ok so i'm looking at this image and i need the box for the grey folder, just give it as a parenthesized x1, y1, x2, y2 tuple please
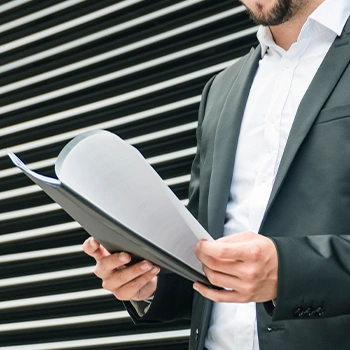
(8, 130, 212, 286)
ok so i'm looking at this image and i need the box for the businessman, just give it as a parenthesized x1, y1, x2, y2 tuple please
(84, 0, 350, 349)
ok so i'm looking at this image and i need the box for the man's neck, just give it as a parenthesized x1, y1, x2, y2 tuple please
(269, 0, 324, 51)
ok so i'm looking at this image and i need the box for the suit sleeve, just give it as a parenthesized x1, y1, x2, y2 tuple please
(125, 76, 217, 324)
(266, 234, 350, 321)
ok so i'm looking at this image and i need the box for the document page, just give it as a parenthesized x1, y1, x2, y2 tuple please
(30, 130, 213, 274)
(7, 150, 60, 186)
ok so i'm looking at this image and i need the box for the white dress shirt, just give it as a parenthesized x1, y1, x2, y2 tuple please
(205, 0, 350, 349)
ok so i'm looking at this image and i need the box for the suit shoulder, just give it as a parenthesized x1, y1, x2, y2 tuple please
(213, 49, 257, 89)
(201, 48, 258, 107)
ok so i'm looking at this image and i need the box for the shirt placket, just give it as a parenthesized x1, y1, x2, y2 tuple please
(248, 52, 297, 232)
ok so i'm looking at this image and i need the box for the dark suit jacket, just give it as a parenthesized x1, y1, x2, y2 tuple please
(126, 18, 350, 350)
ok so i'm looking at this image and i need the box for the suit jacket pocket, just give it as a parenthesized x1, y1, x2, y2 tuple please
(315, 104, 350, 124)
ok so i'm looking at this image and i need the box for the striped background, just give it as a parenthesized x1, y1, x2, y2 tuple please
(0, 1, 257, 349)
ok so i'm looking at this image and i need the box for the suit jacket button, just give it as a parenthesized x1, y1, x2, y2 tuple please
(315, 307, 325, 316)
(305, 307, 313, 316)
(195, 328, 199, 342)
(294, 307, 304, 317)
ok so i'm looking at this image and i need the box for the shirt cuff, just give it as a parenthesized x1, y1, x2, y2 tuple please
(129, 296, 154, 317)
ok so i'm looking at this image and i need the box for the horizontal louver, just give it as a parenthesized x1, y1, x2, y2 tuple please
(0, 0, 258, 348)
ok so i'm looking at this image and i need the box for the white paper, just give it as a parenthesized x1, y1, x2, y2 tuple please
(8, 130, 213, 275)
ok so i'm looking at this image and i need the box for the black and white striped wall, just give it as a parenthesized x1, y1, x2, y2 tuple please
(0, 1, 258, 349)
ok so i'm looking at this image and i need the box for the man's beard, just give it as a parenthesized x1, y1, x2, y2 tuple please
(244, 0, 302, 26)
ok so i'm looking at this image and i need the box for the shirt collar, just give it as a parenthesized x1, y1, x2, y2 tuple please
(309, 0, 350, 36)
(257, 26, 275, 57)
(257, 0, 350, 57)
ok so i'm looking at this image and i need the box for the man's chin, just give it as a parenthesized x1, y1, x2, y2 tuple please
(242, 0, 300, 26)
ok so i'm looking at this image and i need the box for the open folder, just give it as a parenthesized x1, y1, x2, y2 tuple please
(7, 130, 213, 286)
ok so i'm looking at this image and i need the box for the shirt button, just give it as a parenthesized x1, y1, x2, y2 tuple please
(284, 60, 293, 68)
(260, 174, 268, 182)
(269, 114, 279, 123)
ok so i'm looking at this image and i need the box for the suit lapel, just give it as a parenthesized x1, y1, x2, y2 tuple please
(207, 47, 261, 239)
(261, 19, 350, 226)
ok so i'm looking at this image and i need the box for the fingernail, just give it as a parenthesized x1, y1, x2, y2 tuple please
(140, 261, 151, 271)
(90, 238, 96, 247)
(193, 284, 199, 292)
(151, 267, 160, 275)
(119, 252, 128, 262)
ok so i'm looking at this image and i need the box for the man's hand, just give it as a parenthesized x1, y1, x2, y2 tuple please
(83, 237, 159, 301)
(193, 232, 278, 303)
